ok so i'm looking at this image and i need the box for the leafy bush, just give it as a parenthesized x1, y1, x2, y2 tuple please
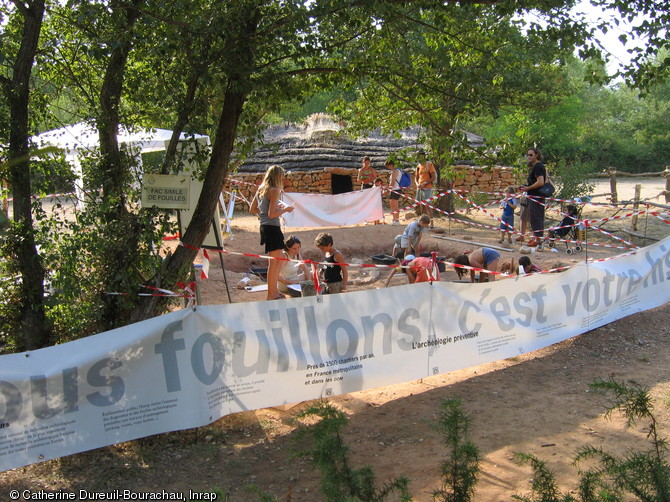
(513, 378, 670, 502)
(548, 159, 596, 202)
(0, 231, 22, 354)
(294, 401, 411, 502)
(433, 399, 480, 502)
(574, 379, 670, 501)
(0, 187, 180, 346)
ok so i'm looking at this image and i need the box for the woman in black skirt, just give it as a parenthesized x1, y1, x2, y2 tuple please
(250, 165, 294, 300)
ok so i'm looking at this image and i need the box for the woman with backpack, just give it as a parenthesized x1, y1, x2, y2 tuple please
(386, 158, 402, 225)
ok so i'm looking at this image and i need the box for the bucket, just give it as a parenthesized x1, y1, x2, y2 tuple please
(371, 254, 397, 266)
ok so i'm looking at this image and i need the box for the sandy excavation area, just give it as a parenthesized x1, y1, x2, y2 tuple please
(1, 177, 669, 501)
(185, 177, 670, 500)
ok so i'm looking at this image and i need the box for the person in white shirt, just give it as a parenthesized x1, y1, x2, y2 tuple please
(277, 235, 310, 298)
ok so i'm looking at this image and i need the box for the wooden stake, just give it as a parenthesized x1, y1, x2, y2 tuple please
(608, 167, 618, 203)
(631, 184, 641, 232)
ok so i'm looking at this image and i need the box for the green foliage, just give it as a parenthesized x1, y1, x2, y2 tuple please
(573, 379, 670, 501)
(295, 401, 411, 502)
(29, 155, 77, 196)
(0, 228, 22, 354)
(433, 399, 480, 502)
(600, 4, 670, 88)
(275, 88, 354, 124)
(575, 76, 670, 172)
(547, 159, 596, 202)
(23, 186, 180, 342)
(512, 452, 579, 502)
(470, 56, 670, 174)
(514, 378, 670, 502)
(328, 2, 578, 169)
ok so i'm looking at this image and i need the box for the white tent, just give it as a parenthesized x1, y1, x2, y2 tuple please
(35, 121, 208, 155)
(34, 122, 209, 205)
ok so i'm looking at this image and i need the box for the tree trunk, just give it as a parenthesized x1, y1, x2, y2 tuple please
(161, 70, 203, 174)
(5, 0, 52, 351)
(432, 134, 456, 216)
(98, 0, 144, 208)
(96, 0, 147, 331)
(128, 83, 247, 323)
(128, 5, 259, 324)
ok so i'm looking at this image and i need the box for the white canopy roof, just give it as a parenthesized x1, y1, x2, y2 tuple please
(35, 121, 209, 156)
(33, 122, 209, 208)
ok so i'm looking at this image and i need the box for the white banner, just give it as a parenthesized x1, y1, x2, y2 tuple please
(282, 188, 384, 227)
(1, 237, 669, 472)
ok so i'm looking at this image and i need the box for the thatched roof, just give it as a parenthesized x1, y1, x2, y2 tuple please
(235, 115, 485, 173)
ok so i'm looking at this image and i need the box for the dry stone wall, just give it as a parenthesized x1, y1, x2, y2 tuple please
(452, 165, 517, 193)
(225, 114, 515, 209)
(225, 165, 517, 210)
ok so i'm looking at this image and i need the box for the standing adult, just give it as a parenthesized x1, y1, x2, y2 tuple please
(386, 157, 402, 225)
(515, 194, 530, 243)
(357, 156, 377, 189)
(249, 165, 294, 300)
(519, 147, 547, 248)
(414, 150, 437, 223)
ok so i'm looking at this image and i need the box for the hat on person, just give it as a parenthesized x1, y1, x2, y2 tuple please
(397, 255, 416, 272)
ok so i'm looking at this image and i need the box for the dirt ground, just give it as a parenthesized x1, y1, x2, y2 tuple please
(1, 178, 669, 501)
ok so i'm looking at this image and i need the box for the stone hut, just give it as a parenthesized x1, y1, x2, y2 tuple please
(224, 114, 515, 207)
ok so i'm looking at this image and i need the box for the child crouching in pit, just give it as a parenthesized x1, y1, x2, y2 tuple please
(315, 232, 348, 294)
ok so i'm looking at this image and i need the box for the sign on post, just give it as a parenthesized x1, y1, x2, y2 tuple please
(141, 174, 190, 209)
(173, 137, 224, 249)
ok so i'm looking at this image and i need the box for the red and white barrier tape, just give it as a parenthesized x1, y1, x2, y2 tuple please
(587, 223, 637, 249)
(2, 190, 78, 203)
(103, 286, 195, 299)
(652, 211, 670, 225)
(92, 183, 670, 296)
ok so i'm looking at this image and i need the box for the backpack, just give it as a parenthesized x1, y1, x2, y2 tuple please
(397, 169, 411, 188)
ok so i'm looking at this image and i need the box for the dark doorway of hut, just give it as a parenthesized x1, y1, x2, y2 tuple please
(331, 174, 353, 194)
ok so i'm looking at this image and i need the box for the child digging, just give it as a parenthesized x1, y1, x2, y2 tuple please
(392, 214, 431, 259)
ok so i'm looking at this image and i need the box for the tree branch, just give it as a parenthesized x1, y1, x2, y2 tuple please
(10, 0, 29, 17)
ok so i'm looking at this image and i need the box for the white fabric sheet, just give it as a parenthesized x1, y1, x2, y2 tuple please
(282, 188, 384, 227)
